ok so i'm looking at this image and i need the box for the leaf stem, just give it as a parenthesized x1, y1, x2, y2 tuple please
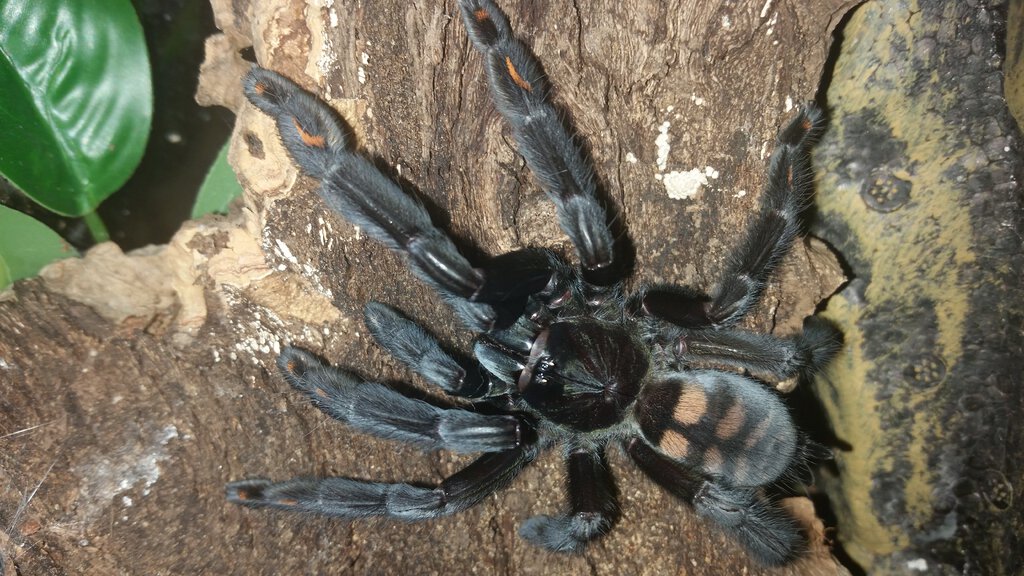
(82, 211, 110, 244)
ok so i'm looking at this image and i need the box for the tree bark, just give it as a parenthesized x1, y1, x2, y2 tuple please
(2, 0, 870, 574)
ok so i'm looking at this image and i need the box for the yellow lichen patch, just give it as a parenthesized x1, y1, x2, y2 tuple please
(1007, 0, 1024, 124)
(818, 297, 905, 562)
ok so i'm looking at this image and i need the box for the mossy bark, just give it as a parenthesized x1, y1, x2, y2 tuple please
(813, 0, 1024, 573)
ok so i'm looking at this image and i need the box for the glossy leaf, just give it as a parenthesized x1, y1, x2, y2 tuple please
(0, 205, 77, 289)
(191, 140, 243, 218)
(0, 0, 152, 216)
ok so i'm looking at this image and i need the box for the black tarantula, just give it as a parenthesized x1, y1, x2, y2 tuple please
(227, 0, 841, 566)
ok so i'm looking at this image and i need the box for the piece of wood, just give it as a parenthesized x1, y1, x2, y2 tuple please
(812, 0, 1024, 573)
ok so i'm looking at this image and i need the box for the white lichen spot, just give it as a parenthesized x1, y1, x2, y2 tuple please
(721, 15, 731, 28)
(906, 559, 929, 572)
(361, 51, 370, 65)
(766, 11, 779, 35)
(76, 425, 180, 522)
(785, 96, 794, 112)
(690, 93, 705, 106)
(663, 169, 708, 200)
(704, 166, 720, 179)
(655, 121, 672, 171)
(324, 0, 338, 27)
(358, 67, 366, 85)
(122, 496, 133, 507)
(274, 239, 298, 265)
(625, 152, 637, 164)
(760, 0, 773, 18)
(666, 105, 675, 112)
(0, 358, 8, 369)
(212, 349, 221, 363)
(734, 189, 748, 198)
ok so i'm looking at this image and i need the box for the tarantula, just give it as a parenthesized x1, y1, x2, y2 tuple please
(227, 0, 841, 566)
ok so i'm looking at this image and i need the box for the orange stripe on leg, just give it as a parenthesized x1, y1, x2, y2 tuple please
(505, 56, 532, 91)
(292, 118, 327, 148)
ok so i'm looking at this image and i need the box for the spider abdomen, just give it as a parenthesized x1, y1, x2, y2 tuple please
(636, 371, 797, 486)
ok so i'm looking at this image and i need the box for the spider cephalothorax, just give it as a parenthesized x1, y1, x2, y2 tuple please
(227, 0, 841, 566)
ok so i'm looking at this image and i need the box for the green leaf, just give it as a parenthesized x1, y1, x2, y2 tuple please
(0, 0, 152, 216)
(191, 140, 243, 219)
(0, 205, 77, 289)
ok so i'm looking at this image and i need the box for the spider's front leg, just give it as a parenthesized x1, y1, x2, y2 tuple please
(457, 0, 618, 283)
(227, 444, 536, 521)
(226, 347, 539, 520)
(243, 68, 494, 329)
(641, 104, 827, 328)
(274, 347, 534, 453)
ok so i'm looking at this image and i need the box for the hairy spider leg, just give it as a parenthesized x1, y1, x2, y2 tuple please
(226, 444, 536, 521)
(660, 315, 844, 384)
(457, 0, 616, 280)
(243, 68, 494, 328)
(640, 104, 827, 328)
(626, 439, 801, 567)
(519, 447, 619, 552)
(276, 347, 532, 453)
(362, 301, 498, 397)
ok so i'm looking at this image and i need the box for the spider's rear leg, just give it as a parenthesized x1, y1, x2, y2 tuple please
(519, 447, 619, 552)
(244, 67, 493, 328)
(277, 347, 534, 453)
(227, 443, 536, 520)
(457, 0, 617, 283)
(640, 104, 827, 328)
(626, 439, 801, 567)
